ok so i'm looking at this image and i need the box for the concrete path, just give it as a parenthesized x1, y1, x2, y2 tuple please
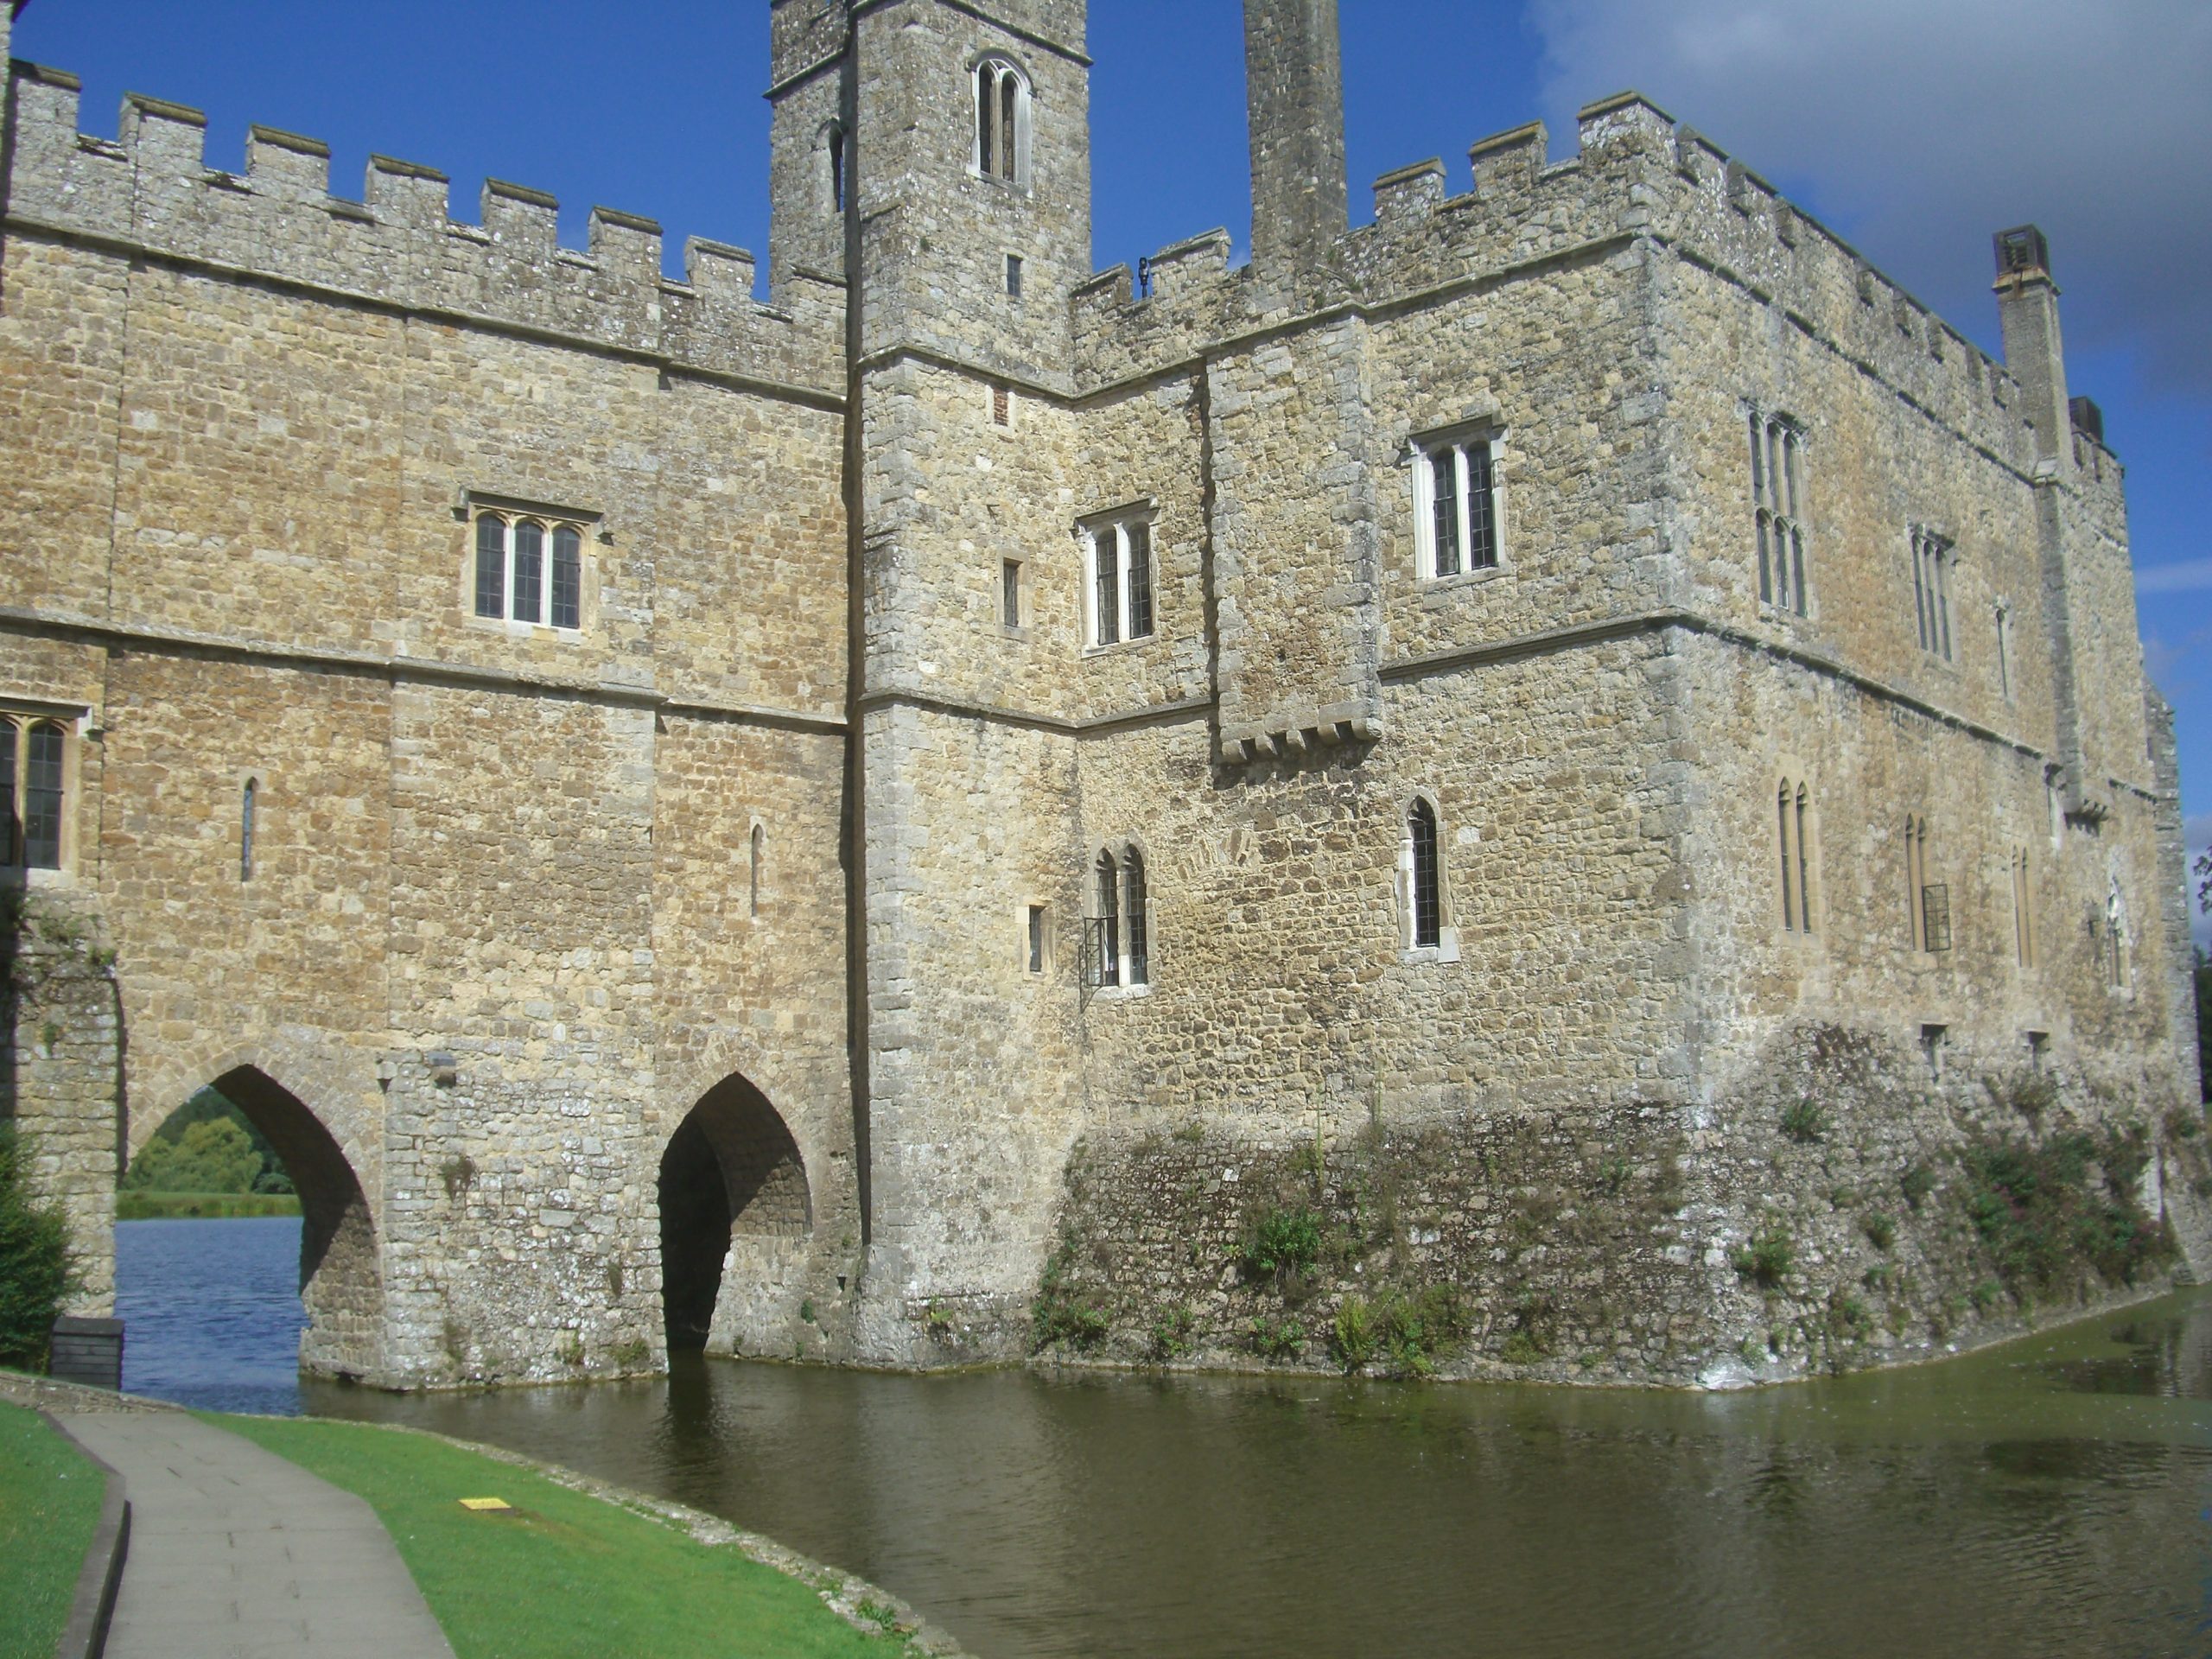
(55, 1411, 454, 1659)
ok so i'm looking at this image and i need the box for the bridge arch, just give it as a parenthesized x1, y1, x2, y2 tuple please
(657, 1071, 811, 1353)
(125, 1046, 385, 1382)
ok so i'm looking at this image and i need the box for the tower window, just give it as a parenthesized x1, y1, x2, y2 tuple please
(827, 121, 849, 214)
(1406, 798, 1441, 950)
(1910, 529, 1954, 660)
(1091, 849, 1121, 987)
(1081, 511, 1157, 650)
(1124, 849, 1148, 987)
(240, 778, 257, 883)
(1082, 844, 1152, 990)
(0, 715, 71, 873)
(1412, 430, 1501, 580)
(1027, 905, 1046, 975)
(1777, 778, 1815, 934)
(472, 508, 589, 631)
(1002, 559, 1023, 629)
(1751, 412, 1808, 616)
(973, 59, 1032, 188)
(1006, 254, 1024, 299)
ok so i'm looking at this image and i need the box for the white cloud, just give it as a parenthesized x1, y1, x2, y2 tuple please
(1530, 0, 2212, 394)
(2137, 560, 2212, 595)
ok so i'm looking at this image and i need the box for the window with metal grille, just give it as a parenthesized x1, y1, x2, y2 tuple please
(1408, 798, 1441, 949)
(1414, 433, 1500, 581)
(1124, 850, 1148, 986)
(1910, 530, 1954, 660)
(22, 721, 64, 871)
(1751, 413, 1808, 616)
(973, 59, 1030, 188)
(1093, 850, 1121, 986)
(1920, 883, 1951, 954)
(1083, 512, 1156, 649)
(474, 512, 586, 630)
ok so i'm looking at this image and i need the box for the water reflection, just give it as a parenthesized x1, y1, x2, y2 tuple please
(114, 1220, 2212, 1657)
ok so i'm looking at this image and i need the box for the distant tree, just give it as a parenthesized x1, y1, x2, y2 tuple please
(0, 1126, 72, 1368)
(124, 1117, 262, 1196)
(130, 1088, 291, 1195)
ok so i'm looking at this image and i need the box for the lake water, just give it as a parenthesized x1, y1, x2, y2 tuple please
(119, 1217, 2212, 1657)
(115, 1216, 308, 1414)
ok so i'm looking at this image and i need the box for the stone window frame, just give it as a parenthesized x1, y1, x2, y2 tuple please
(1021, 900, 1053, 976)
(1397, 790, 1460, 964)
(238, 770, 265, 885)
(462, 491, 602, 636)
(1903, 810, 1947, 956)
(1077, 503, 1159, 654)
(1748, 407, 1810, 619)
(1910, 526, 1956, 663)
(2007, 845, 2034, 969)
(1084, 839, 1154, 995)
(969, 55, 1033, 192)
(2101, 875, 2132, 995)
(1405, 419, 1509, 588)
(0, 702, 87, 885)
(1774, 771, 1820, 938)
(817, 118, 849, 218)
(1001, 556, 1027, 634)
(1993, 599, 2015, 702)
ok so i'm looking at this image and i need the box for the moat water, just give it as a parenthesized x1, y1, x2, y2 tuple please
(121, 1217, 2212, 1657)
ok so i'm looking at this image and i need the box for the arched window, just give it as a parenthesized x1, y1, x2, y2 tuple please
(825, 121, 849, 214)
(973, 59, 1031, 187)
(1093, 849, 1120, 987)
(23, 721, 64, 871)
(550, 525, 582, 631)
(2010, 849, 2032, 968)
(749, 823, 765, 918)
(474, 513, 506, 619)
(1904, 814, 1927, 950)
(1124, 849, 1148, 987)
(1407, 798, 1441, 949)
(512, 519, 544, 625)
(240, 778, 257, 882)
(1777, 779, 1816, 935)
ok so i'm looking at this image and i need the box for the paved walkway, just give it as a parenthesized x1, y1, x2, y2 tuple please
(56, 1411, 454, 1659)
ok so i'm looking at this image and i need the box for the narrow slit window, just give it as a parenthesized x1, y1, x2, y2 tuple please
(1093, 532, 1120, 646)
(1125, 522, 1154, 640)
(1002, 559, 1022, 628)
(1911, 531, 1954, 660)
(1795, 785, 1813, 934)
(1408, 798, 1441, 950)
(750, 823, 765, 918)
(1027, 905, 1046, 975)
(23, 721, 65, 871)
(1124, 851, 1148, 986)
(829, 123, 848, 214)
(240, 778, 257, 882)
(1006, 254, 1024, 299)
(993, 384, 1011, 428)
(1778, 784, 1796, 932)
(1995, 605, 2012, 699)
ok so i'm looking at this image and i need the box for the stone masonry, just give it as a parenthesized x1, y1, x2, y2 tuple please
(0, 0, 2198, 1389)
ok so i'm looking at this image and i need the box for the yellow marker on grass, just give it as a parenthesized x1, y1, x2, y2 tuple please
(459, 1497, 512, 1512)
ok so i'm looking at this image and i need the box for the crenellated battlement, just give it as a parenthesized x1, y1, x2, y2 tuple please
(3, 60, 843, 397)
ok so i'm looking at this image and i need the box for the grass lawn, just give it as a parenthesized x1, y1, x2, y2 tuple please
(211, 1414, 924, 1659)
(0, 1402, 105, 1659)
(115, 1191, 301, 1220)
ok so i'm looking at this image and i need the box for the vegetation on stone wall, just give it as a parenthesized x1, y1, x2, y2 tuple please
(1955, 1125, 2171, 1302)
(0, 1126, 73, 1368)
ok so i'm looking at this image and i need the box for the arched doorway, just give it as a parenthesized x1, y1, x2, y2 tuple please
(657, 1073, 810, 1352)
(119, 1065, 382, 1385)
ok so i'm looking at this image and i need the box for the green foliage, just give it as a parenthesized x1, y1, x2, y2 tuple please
(0, 1128, 73, 1369)
(1779, 1097, 1828, 1144)
(1374, 1285, 1465, 1377)
(1149, 1303, 1196, 1362)
(125, 1089, 293, 1197)
(1732, 1224, 1793, 1288)
(1900, 1163, 1937, 1210)
(1861, 1211, 1896, 1252)
(1247, 1314, 1304, 1361)
(1498, 1332, 1543, 1365)
(123, 1116, 262, 1197)
(1958, 1130, 2174, 1299)
(113, 1192, 299, 1220)
(1329, 1295, 1377, 1373)
(1241, 1205, 1324, 1284)
(799, 1299, 817, 1325)
(1030, 1242, 1109, 1353)
(1826, 1288, 1874, 1344)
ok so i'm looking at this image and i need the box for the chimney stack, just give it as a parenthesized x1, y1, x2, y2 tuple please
(1243, 0, 1348, 277)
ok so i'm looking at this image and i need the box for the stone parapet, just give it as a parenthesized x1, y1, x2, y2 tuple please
(3, 62, 844, 397)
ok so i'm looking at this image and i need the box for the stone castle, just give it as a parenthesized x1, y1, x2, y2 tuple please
(0, 0, 2201, 1389)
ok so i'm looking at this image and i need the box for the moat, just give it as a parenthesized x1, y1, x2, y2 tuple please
(118, 1217, 2212, 1656)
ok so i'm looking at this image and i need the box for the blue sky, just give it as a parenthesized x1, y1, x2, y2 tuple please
(16, 0, 2210, 943)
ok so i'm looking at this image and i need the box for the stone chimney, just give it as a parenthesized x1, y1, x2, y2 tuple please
(1243, 0, 1347, 276)
(1993, 225, 2071, 470)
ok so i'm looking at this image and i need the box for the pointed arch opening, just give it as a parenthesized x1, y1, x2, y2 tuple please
(657, 1072, 810, 1352)
(118, 1065, 383, 1389)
